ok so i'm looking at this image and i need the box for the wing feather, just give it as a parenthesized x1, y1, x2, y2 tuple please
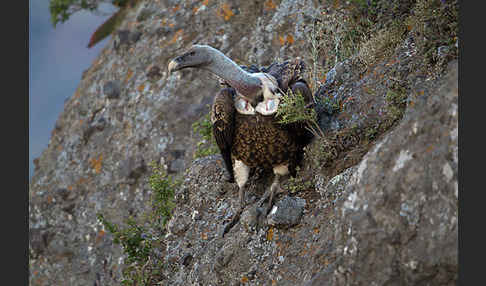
(211, 88, 236, 182)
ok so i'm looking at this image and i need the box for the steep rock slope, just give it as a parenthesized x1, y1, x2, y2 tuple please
(29, 0, 458, 285)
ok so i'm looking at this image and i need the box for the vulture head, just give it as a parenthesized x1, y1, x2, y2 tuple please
(168, 45, 278, 109)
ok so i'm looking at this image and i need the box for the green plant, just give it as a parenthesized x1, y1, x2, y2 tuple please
(49, 0, 137, 48)
(49, 0, 130, 27)
(276, 89, 325, 138)
(192, 111, 219, 158)
(148, 162, 178, 228)
(97, 163, 179, 284)
(285, 174, 313, 194)
(385, 88, 407, 122)
(97, 214, 153, 265)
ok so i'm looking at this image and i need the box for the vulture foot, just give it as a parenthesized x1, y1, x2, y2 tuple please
(221, 186, 246, 237)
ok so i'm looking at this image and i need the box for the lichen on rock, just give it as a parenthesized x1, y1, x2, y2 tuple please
(30, 0, 457, 285)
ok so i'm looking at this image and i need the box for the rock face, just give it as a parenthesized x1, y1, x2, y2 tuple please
(29, 0, 458, 285)
(157, 62, 458, 286)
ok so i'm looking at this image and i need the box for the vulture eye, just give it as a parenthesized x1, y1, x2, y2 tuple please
(189, 51, 195, 56)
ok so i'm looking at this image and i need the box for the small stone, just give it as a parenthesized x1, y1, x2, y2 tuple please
(103, 80, 121, 99)
(240, 205, 263, 232)
(267, 196, 306, 227)
(214, 246, 234, 271)
(129, 31, 142, 44)
(181, 253, 193, 266)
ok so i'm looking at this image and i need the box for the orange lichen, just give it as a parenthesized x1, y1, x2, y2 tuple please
(313, 227, 320, 234)
(278, 34, 295, 46)
(169, 29, 183, 44)
(138, 83, 145, 92)
(264, 0, 277, 11)
(95, 230, 105, 244)
(217, 3, 234, 21)
(77, 177, 88, 185)
(241, 276, 249, 283)
(201, 232, 208, 240)
(267, 227, 274, 241)
(90, 154, 103, 174)
(286, 34, 294, 45)
(172, 4, 180, 13)
(125, 68, 133, 83)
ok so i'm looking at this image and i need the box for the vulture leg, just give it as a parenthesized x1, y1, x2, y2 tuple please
(222, 159, 250, 237)
(259, 164, 288, 215)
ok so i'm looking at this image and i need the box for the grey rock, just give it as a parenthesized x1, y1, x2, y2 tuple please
(118, 156, 146, 181)
(129, 31, 142, 44)
(29, 228, 51, 257)
(240, 205, 264, 232)
(267, 196, 306, 227)
(82, 117, 108, 143)
(181, 253, 193, 267)
(29, 0, 458, 285)
(167, 211, 191, 235)
(214, 246, 234, 271)
(114, 30, 141, 49)
(103, 80, 121, 99)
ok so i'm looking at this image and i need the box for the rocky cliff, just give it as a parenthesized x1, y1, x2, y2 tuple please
(29, 0, 458, 285)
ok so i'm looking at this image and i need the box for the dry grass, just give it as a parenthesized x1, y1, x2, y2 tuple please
(357, 21, 407, 66)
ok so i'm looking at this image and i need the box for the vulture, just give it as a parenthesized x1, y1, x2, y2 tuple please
(168, 45, 314, 236)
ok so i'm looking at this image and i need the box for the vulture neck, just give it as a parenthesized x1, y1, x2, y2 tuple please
(203, 49, 261, 96)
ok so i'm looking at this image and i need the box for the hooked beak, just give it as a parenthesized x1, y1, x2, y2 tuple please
(167, 58, 180, 75)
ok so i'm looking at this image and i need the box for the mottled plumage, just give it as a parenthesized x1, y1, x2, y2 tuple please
(212, 60, 313, 179)
(168, 45, 314, 236)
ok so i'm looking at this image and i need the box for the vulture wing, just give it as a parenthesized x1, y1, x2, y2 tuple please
(211, 88, 236, 182)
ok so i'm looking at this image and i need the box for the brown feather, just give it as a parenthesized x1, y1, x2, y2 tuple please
(213, 59, 314, 178)
(211, 88, 236, 182)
